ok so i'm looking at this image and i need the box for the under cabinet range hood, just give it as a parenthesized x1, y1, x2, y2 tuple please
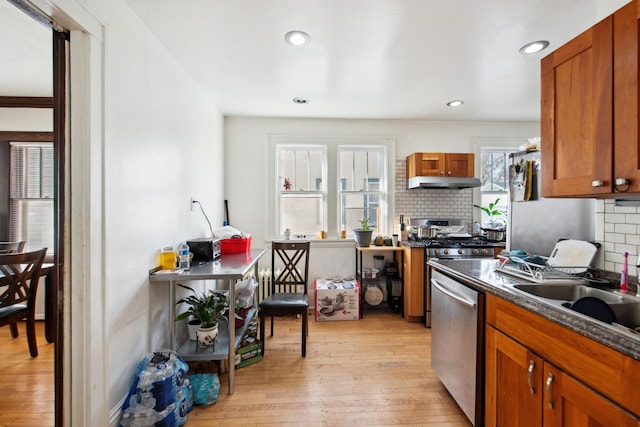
(408, 176, 482, 189)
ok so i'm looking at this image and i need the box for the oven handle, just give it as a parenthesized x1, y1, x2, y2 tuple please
(431, 279, 476, 308)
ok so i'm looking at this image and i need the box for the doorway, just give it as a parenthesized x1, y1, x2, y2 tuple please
(0, 1, 66, 425)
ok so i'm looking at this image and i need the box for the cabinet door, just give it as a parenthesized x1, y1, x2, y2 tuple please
(485, 326, 543, 427)
(418, 153, 446, 176)
(445, 153, 474, 177)
(541, 16, 613, 197)
(542, 363, 640, 427)
(402, 246, 424, 319)
(614, 0, 640, 193)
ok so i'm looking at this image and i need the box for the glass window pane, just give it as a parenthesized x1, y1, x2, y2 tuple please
(279, 147, 324, 191)
(280, 193, 325, 234)
(343, 193, 379, 232)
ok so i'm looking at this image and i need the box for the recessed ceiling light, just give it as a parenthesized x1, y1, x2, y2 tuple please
(447, 100, 464, 107)
(293, 97, 309, 104)
(519, 40, 550, 55)
(284, 31, 310, 46)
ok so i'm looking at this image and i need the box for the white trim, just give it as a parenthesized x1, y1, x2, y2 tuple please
(471, 137, 528, 223)
(68, 28, 106, 427)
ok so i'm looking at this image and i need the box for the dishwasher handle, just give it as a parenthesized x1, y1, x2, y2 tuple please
(431, 278, 476, 308)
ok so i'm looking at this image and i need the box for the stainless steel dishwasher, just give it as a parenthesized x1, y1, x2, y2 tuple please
(430, 269, 484, 426)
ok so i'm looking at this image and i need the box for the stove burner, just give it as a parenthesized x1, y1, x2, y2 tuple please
(411, 236, 496, 247)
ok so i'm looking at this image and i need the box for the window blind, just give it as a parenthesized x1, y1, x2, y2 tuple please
(9, 142, 54, 254)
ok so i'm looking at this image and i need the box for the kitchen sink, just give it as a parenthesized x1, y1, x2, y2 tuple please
(512, 283, 626, 303)
(511, 282, 640, 331)
(608, 302, 640, 330)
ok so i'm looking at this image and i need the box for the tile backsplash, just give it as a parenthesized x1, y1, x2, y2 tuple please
(596, 199, 640, 278)
(395, 158, 473, 227)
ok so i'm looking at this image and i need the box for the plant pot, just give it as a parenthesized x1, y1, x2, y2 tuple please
(187, 318, 201, 341)
(353, 229, 373, 247)
(196, 324, 219, 348)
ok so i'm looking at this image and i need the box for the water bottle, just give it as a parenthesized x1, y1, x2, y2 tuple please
(178, 242, 190, 270)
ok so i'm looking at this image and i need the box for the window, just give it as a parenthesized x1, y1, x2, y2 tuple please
(479, 147, 516, 227)
(339, 146, 386, 235)
(10, 142, 54, 254)
(276, 145, 327, 235)
(272, 137, 392, 238)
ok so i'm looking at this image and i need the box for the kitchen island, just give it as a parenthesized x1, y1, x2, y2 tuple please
(428, 258, 640, 425)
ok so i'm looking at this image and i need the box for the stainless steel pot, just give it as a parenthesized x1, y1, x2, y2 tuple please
(482, 228, 505, 241)
(418, 225, 439, 239)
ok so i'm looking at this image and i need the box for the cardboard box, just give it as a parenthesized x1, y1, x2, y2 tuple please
(315, 279, 360, 321)
(218, 340, 263, 373)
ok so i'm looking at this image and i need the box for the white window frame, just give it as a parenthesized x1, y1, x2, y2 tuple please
(472, 137, 527, 225)
(338, 145, 388, 236)
(268, 136, 395, 240)
(9, 141, 55, 254)
(274, 144, 328, 236)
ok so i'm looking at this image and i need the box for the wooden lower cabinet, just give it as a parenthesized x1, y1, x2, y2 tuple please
(543, 363, 639, 427)
(485, 295, 640, 426)
(485, 326, 543, 427)
(486, 326, 639, 426)
(402, 245, 424, 321)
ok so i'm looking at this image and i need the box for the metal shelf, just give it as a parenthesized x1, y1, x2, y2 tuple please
(176, 307, 257, 361)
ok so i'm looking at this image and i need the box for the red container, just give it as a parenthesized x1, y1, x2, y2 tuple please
(220, 236, 252, 254)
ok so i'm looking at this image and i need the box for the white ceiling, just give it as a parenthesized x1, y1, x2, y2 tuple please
(1, 0, 631, 121)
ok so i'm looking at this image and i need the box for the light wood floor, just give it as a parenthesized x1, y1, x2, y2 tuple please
(187, 312, 472, 426)
(0, 321, 54, 427)
(0, 314, 472, 427)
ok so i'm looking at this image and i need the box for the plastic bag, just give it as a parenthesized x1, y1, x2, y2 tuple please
(188, 373, 221, 405)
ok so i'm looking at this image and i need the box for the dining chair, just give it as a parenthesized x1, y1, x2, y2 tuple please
(0, 248, 47, 357)
(259, 241, 310, 357)
(0, 241, 26, 254)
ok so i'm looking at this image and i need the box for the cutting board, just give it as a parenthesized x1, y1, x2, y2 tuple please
(546, 239, 599, 273)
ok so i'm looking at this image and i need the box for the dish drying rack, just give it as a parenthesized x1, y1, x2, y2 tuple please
(495, 254, 590, 283)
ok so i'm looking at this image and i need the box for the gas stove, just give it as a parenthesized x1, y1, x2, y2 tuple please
(410, 237, 497, 258)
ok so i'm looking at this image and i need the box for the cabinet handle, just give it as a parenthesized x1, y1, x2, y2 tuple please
(447, 170, 452, 175)
(527, 360, 536, 394)
(615, 178, 630, 186)
(591, 180, 604, 187)
(545, 372, 554, 409)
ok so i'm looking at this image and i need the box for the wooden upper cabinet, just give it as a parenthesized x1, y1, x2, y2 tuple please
(541, 0, 640, 197)
(613, 0, 640, 194)
(406, 152, 474, 179)
(541, 14, 613, 197)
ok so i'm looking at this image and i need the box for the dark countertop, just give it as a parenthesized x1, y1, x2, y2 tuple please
(428, 258, 640, 360)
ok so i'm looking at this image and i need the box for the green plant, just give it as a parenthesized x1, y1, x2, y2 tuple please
(474, 198, 506, 229)
(358, 217, 370, 231)
(175, 284, 228, 328)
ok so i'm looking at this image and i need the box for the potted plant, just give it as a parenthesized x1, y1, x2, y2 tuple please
(474, 198, 507, 240)
(233, 296, 253, 328)
(353, 217, 374, 247)
(176, 284, 228, 347)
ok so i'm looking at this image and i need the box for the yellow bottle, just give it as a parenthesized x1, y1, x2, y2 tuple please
(160, 246, 177, 270)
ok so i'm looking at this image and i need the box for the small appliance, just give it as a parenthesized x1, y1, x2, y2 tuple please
(187, 238, 221, 263)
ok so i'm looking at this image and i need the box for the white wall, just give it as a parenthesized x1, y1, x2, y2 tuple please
(64, 0, 226, 421)
(224, 117, 539, 280)
(0, 108, 52, 130)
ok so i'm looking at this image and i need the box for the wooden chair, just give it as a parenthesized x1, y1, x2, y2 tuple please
(0, 241, 26, 254)
(259, 241, 310, 357)
(0, 248, 47, 357)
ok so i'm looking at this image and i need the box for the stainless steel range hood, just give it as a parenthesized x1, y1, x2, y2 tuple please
(408, 176, 482, 189)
